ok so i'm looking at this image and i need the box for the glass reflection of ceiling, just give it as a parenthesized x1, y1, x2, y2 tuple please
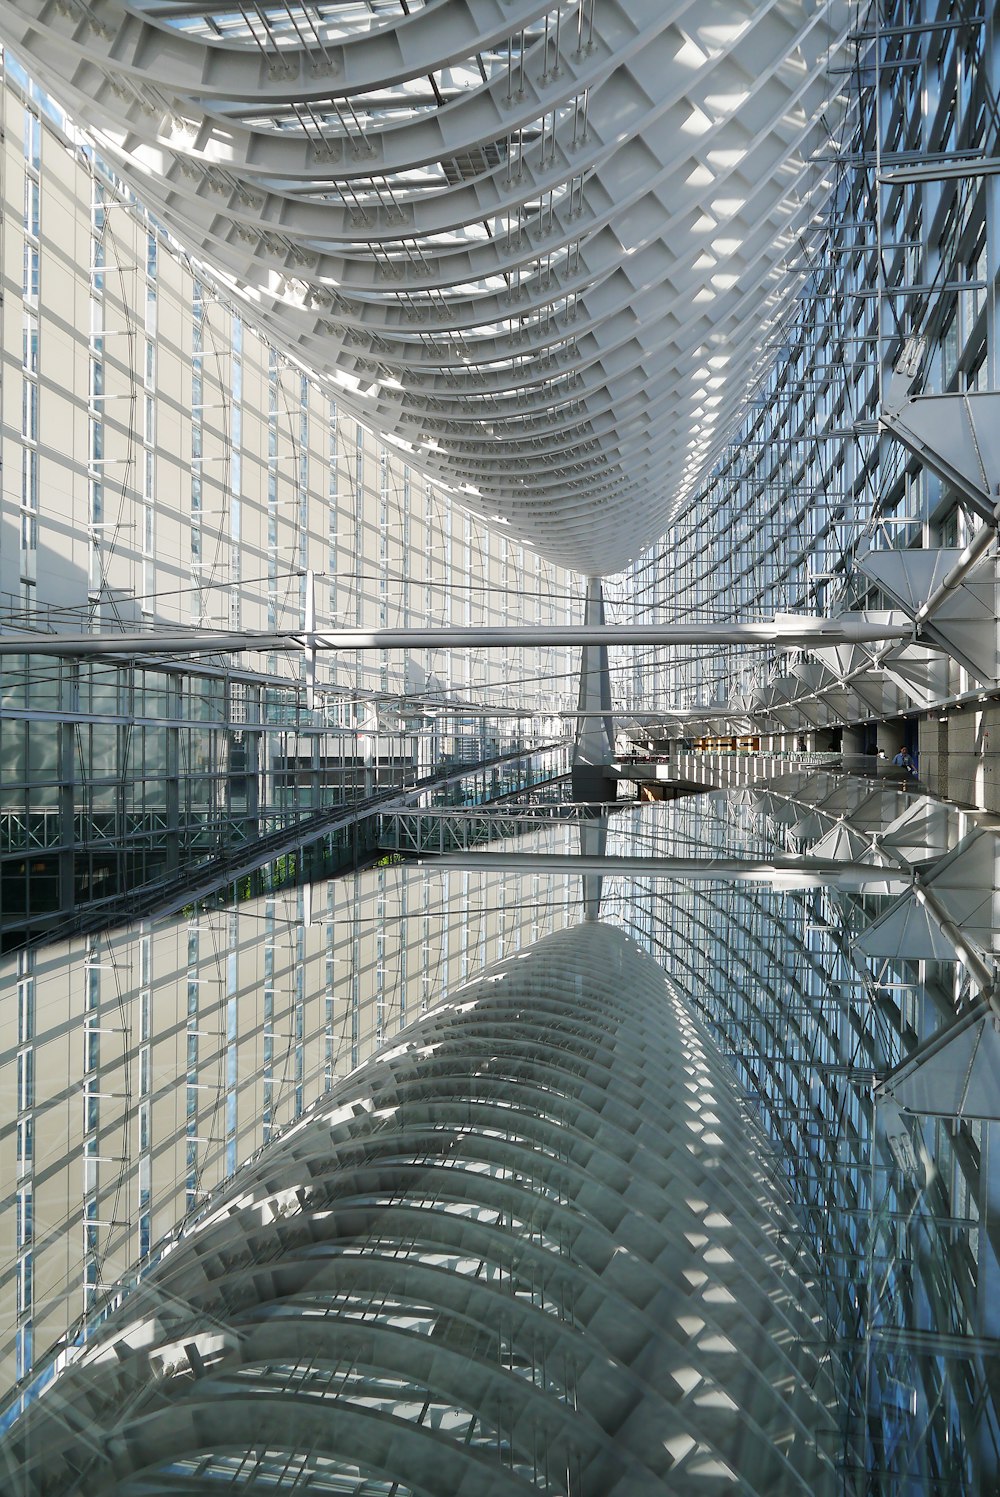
(3, 778, 999, 1492)
(404, 779, 1000, 1490)
(0, 923, 845, 1496)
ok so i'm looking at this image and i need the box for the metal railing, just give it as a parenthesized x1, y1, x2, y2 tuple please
(15, 742, 574, 944)
(377, 800, 607, 856)
(640, 751, 918, 790)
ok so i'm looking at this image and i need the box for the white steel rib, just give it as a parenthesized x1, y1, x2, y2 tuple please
(0, 1, 851, 573)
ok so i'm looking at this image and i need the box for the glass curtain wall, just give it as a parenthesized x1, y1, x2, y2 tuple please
(614, 1, 1000, 764)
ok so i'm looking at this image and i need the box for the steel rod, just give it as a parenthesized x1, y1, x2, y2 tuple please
(417, 852, 909, 889)
(0, 619, 916, 657)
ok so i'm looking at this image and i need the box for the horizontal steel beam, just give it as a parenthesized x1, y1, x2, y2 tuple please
(0, 619, 916, 657)
(417, 852, 909, 890)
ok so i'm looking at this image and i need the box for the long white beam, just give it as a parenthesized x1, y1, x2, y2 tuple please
(0, 619, 915, 657)
(417, 852, 908, 890)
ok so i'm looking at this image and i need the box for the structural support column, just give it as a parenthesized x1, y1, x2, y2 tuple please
(571, 579, 617, 802)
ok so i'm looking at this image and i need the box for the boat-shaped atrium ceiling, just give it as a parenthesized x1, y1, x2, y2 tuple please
(0, 0, 852, 573)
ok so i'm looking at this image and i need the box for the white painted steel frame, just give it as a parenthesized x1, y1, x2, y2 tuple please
(0, 615, 915, 655)
(0, 0, 851, 574)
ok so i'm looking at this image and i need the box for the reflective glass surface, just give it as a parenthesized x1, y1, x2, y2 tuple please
(2, 777, 999, 1492)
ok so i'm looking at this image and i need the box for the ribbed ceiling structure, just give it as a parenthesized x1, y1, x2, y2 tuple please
(1, 0, 851, 574)
(0, 923, 840, 1495)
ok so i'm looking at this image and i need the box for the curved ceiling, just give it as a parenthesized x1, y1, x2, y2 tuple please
(0, 0, 851, 574)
